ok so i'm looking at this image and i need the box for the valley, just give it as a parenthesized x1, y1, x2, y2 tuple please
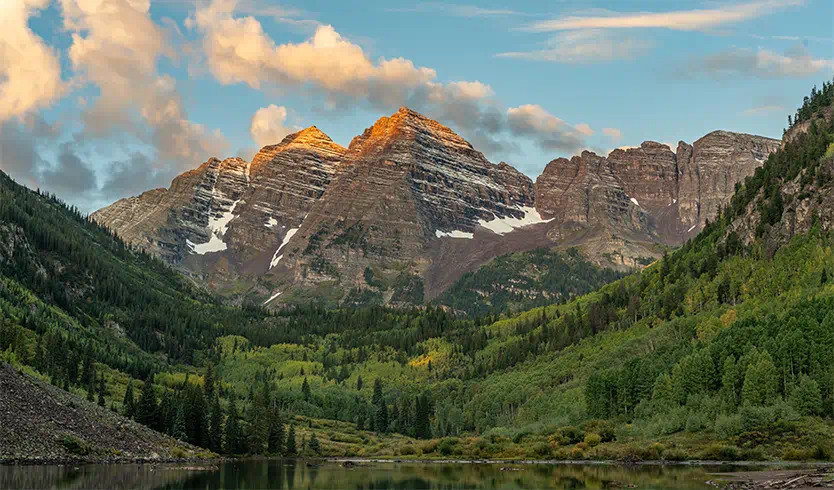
(1, 81, 833, 472)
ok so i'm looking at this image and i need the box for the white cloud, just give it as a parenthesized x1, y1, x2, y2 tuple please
(525, 0, 804, 33)
(250, 104, 296, 147)
(387, 3, 522, 17)
(0, 0, 67, 122)
(61, 0, 227, 167)
(446, 81, 495, 99)
(741, 105, 786, 116)
(187, 0, 598, 158)
(602, 127, 622, 142)
(574, 123, 593, 136)
(682, 44, 834, 79)
(507, 104, 586, 152)
(189, 0, 527, 153)
(498, 29, 651, 64)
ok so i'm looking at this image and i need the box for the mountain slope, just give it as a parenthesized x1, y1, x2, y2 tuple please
(0, 363, 206, 463)
(92, 107, 779, 308)
(435, 247, 627, 316)
(265, 107, 540, 306)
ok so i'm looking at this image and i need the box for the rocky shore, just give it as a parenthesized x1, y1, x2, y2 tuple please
(0, 363, 214, 464)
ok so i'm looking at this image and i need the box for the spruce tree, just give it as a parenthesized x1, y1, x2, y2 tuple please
(308, 431, 321, 455)
(268, 414, 285, 455)
(135, 376, 158, 430)
(285, 424, 297, 456)
(97, 374, 105, 407)
(375, 400, 388, 433)
(301, 377, 311, 402)
(204, 362, 216, 399)
(86, 372, 95, 402)
(356, 375, 363, 391)
(390, 402, 399, 434)
(173, 403, 187, 441)
(123, 379, 136, 418)
(208, 394, 223, 453)
(223, 399, 244, 455)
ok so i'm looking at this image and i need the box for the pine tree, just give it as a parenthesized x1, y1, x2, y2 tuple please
(184, 383, 208, 447)
(285, 424, 297, 456)
(414, 393, 432, 439)
(223, 399, 244, 455)
(123, 379, 136, 418)
(372, 378, 383, 406)
(301, 377, 311, 402)
(308, 431, 321, 455)
(390, 402, 400, 434)
(268, 414, 285, 455)
(204, 362, 216, 399)
(356, 375, 363, 391)
(208, 394, 223, 453)
(86, 371, 96, 403)
(97, 374, 106, 407)
(135, 375, 159, 429)
(173, 402, 187, 441)
(375, 400, 388, 433)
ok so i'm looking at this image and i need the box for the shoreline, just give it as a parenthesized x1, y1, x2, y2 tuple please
(3, 455, 831, 468)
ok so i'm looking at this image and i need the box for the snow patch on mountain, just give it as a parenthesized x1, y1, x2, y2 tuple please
(630, 197, 640, 207)
(264, 291, 282, 305)
(477, 206, 553, 236)
(435, 229, 474, 239)
(265, 217, 278, 228)
(189, 199, 241, 255)
(269, 227, 299, 269)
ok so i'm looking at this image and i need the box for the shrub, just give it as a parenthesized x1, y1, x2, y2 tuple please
(420, 440, 438, 454)
(437, 438, 458, 456)
(685, 411, 709, 432)
(714, 414, 743, 439)
(399, 444, 416, 456)
(530, 442, 551, 458)
(171, 446, 188, 458)
(569, 447, 584, 459)
(58, 434, 91, 456)
(598, 425, 616, 443)
(556, 426, 584, 445)
(662, 448, 688, 461)
(584, 433, 601, 447)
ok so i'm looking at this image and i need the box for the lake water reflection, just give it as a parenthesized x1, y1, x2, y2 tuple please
(0, 460, 739, 489)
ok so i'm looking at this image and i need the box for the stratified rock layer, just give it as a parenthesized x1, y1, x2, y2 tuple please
(93, 106, 779, 305)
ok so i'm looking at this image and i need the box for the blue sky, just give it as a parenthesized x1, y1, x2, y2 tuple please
(1, 0, 832, 211)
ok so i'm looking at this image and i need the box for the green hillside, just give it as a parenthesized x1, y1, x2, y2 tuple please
(436, 247, 627, 316)
(2, 79, 834, 461)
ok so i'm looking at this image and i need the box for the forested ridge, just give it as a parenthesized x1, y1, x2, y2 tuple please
(2, 80, 834, 462)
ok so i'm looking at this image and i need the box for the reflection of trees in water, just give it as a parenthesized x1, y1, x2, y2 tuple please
(1, 461, 720, 489)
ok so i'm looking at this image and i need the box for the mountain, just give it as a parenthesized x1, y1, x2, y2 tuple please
(0, 362, 206, 463)
(2, 80, 834, 463)
(535, 132, 780, 268)
(93, 107, 779, 307)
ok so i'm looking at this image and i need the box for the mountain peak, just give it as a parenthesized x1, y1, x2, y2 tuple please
(279, 125, 335, 146)
(348, 106, 469, 153)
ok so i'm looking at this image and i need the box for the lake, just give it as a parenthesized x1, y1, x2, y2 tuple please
(0, 460, 754, 489)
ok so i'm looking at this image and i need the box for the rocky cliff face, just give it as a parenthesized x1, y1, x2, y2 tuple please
(92, 127, 347, 287)
(532, 132, 779, 269)
(93, 106, 779, 306)
(677, 131, 780, 235)
(267, 107, 538, 305)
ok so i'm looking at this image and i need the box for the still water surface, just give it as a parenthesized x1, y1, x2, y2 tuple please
(0, 460, 744, 489)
